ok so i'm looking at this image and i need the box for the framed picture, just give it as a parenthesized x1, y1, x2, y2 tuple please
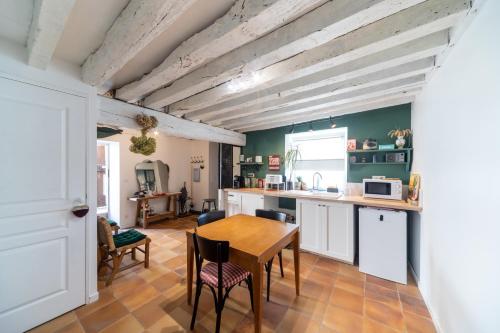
(408, 173, 421, 203)
(347, 139, 357, 151)
(268, 155, 280, 171)
(192, 167, 200, 182)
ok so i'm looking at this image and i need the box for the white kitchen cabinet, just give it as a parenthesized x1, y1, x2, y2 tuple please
(324, 202, 354, 263)
(296, 199, 354, 263)
(296, 199, 323, 253)
(226, 192, 242, 217)
(241, 193, 265, 216)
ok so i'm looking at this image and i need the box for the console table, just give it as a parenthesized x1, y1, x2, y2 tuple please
(129, 192, 181, 228)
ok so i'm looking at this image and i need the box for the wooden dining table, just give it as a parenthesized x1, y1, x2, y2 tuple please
(186, 214, 300, 333)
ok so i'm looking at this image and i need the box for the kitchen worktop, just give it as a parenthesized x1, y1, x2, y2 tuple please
(224, 188, 422, 212)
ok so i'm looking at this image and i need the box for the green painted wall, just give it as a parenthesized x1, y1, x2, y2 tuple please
(241, 104, 412, 184)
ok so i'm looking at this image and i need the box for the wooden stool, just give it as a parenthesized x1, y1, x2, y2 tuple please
(202, 198, 217, 213)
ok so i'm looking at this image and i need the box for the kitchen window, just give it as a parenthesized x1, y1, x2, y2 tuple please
(285, 127, 347, 191)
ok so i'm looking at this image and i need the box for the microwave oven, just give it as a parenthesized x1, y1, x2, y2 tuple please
(363, 178, 403, 200)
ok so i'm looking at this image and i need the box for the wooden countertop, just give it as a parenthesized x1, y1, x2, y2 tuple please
(224, 188, 422, 212)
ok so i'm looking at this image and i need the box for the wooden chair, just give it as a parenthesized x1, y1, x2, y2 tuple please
(190, 232, 253, 333)
(97, 217, 151, 286)
(197, 210, 226, 227)
(255, 209, 287, 301)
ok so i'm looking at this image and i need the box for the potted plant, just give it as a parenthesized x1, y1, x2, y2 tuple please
(284, 146, 301, 190)
(388, 128, 412, 149)
(296, 176, 304, 190)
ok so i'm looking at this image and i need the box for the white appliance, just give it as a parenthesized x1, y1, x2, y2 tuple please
(359, 207, 407, 284)
(265, 174, 285, 190)
(363, 178, 402, 200)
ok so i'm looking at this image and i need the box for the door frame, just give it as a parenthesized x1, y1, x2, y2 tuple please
(0, 41, 99, 305)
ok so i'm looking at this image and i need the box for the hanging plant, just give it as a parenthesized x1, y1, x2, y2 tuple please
(129, 114, 158, 156)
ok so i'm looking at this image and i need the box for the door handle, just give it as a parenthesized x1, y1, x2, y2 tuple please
(72, 204, 89, 218)
(379, 215, 384, 222)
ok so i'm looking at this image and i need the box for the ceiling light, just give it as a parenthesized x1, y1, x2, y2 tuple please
(330, 116, 337, 128)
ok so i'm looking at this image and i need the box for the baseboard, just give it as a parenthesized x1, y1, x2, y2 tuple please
(408, 263, 444, 333)
(87, 291, 99, 304)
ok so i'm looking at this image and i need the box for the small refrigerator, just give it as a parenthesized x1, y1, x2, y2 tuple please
(359, 207, 407, 284)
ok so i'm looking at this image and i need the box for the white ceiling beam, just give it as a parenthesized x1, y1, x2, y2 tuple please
(168, 0, 469, 115)
(27, 0, 76, 69)
(212, 57, 434, 126)
(235, 93, 418, 132)
(188, 31, 448, 122)
(236, 94, 417, 132)
(226, 76, 425, 129)
(98, 96, 245, 146)
(81, 0, 198, 87)
(116, 0, 326, 102)
(142, 0, 425, 109)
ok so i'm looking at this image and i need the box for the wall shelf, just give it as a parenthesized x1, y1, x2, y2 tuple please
(347, 148, 413, 172)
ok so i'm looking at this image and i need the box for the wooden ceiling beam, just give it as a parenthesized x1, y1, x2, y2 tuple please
(98, 96, 245, 146)
(185, 31, 448, 122)
(142, 0, 425, 109)
(235, 94, 417, 132)
(225, 76, 425, 129)
(168, 0, 469, 115)
(209, 57, 434, 126)
(81, 0, 198, 87)
(27, 0, 76, 69)
(116, 0, 326, 102)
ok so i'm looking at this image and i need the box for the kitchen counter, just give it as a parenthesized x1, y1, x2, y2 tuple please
(223, 188, 422, 212)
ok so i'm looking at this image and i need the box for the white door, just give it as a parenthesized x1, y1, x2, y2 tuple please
(324, 203, 354, 263)
(241, 194, 264, 216)
(297, 200, 322, 253)
(0, 78, 87, 332)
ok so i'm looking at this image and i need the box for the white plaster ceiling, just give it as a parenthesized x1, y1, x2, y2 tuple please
(0, 0, 33, 45)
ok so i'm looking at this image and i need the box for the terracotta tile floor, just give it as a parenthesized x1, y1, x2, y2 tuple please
(29, 216, 436, 333)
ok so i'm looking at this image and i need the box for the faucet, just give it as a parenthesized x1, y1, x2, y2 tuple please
(312, 172, 323, 191)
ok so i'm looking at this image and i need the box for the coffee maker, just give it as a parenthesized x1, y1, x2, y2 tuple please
(233, 175, 244, 188)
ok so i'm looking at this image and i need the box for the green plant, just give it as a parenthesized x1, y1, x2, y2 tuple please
(388, 128, 412, 138)
(284, 146, 301, 180)
(129, 135, 156, 155)
(130, 114, 158, 155)
(296, 176, 303, 182)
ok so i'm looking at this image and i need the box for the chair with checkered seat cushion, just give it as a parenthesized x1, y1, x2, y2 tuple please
(200, 262, 250, 288)
(190, 233, 253, 333)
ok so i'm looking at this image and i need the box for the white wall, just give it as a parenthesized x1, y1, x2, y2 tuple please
(104, 129, 218, 226)
(411, 1, 500, 332)
(189, 141, 219, 212)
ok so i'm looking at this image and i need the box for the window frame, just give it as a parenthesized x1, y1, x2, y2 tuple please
(284, 127, 348, 189)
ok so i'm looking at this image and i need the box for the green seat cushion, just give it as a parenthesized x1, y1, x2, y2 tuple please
(113, 229, 146, 248)
(107, 219, 118, 227)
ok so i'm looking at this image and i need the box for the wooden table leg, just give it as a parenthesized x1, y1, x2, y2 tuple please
(186, 235, 194, 305)
(293, 231, 300, 296)
(251, 262, 264, 333)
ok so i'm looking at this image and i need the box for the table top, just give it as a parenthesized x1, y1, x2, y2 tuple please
(128, 192, 181, 201)
(186, 214, 299, 263)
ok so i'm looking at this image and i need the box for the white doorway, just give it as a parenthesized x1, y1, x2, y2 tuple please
(0, 77, 87, 332)
(96, 140, 120, 224)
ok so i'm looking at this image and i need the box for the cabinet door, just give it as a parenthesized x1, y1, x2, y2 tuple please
(226, 192, 241, 217)
(241, 194, 264, 216)
(297, 200, 322, 253)
(324, 203, 354, 263)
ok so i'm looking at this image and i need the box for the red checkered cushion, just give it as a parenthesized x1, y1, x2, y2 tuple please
(200, 262, 250, 288)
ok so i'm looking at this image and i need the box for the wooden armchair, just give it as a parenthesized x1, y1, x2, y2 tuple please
(97, 217, 151, 286)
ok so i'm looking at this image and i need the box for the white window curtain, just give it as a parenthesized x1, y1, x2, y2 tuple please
(285, 128, 347, 191)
